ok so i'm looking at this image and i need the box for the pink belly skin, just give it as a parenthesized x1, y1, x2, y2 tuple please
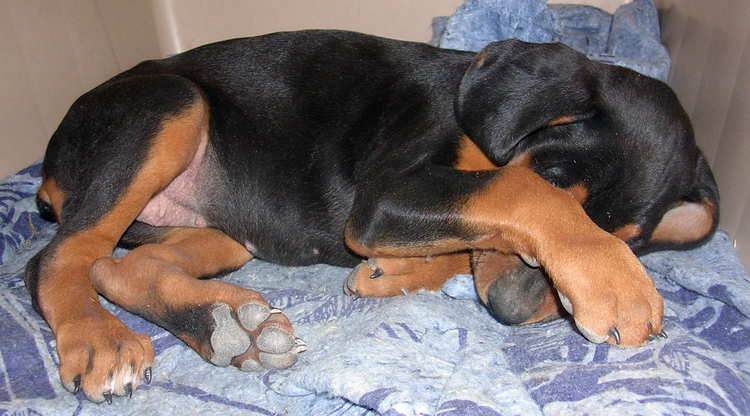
(136, 132, 209, 228)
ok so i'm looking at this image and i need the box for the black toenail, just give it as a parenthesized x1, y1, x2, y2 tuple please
(144, 367, 152, 384)
(658, 330, 668, 339)
(104, 391, 113, 404)
(609, 328, 621, 345)
(369, 268, 383, 279)
(126, 383, 133, 398)
(73, 375, 81, 393)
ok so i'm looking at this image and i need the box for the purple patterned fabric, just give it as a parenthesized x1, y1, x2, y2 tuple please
(2, 152, 749, 416)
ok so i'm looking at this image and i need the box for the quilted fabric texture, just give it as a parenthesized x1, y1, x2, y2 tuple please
(1, 162, 749, 416)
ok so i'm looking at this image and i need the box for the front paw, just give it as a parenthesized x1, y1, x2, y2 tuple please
(551, 239, 664, 346)
(55, 311, 153, 403)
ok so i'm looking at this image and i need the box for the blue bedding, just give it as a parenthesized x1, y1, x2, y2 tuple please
(2, 2, 750, 415)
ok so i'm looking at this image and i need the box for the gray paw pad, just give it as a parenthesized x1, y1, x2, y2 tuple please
(209, 304, 251, 366)
(239, 359, 264, 372)
(238, 303, 270, 331)
(259, 351, 298, 369)
(256, 327, 294, 354)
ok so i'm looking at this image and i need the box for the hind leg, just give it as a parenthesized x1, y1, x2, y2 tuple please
(92, 226, 303, 371)
(26, 77, 234, 402)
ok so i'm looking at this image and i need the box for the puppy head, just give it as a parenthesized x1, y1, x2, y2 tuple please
(456, 40, 719, 252)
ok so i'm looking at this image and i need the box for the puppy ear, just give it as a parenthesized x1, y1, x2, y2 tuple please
(649, 153, 720, 249)
(456, 40, 597, 164)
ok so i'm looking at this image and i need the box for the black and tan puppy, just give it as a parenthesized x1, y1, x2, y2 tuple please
(26, 30, 718, 403)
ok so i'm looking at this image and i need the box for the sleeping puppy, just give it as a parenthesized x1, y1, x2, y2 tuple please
(27, 30, 718, 402)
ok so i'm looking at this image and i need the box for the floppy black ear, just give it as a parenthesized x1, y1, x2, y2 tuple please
(455, 40, 598, 164)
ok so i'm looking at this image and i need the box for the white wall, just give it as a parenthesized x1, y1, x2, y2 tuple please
(0, 0, 162, 177)
(658, 0, 750, 267)
(152, 0, 463, 55)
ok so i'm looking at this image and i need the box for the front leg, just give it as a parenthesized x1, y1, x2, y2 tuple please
(346, 165, 663, 346)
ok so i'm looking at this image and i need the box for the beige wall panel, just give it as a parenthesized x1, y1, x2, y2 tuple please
(658, 0, 750, 268)
(95, 0, 163, 70)
(0, 0, 162, 177)
(5, 0, 92, 164)
(156, 0, 464, 54)
(710, 32, 750, 239)
(0, 1, 48, 176)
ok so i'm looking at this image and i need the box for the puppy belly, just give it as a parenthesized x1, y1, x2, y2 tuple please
(137, 131, 209, 228)
(137, 194, 208, 227)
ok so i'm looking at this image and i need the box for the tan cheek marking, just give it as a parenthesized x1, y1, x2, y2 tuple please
(650, 199, 717, 244)
(454, 135, 497, 171)
(613, 224, 642, 241)
(454, 135, 531, 171)
(565, 183, 588, 204)
(547, 115, 577, 127)
(473, 49, 487, 68)
(38, 177, 66, 221)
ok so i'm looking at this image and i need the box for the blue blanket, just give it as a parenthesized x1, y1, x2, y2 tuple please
(3, 2, 750, 415)
(432, 0, 670, 81)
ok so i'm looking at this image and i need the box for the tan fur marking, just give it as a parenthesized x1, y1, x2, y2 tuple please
(348, 253, 470, 297)
(463, 166, 589, 255)
(566, 183, 589, 204)
(454, 135, 531, 171)
(547, 115, 577, 127)
(613, 224, 642, 241)
(38, 177, 66, 221)
(507, 151, 532, 167)
(454, 135, 497, 171)
(473, 49, 487, 68)
(39, 98, 209, 330)
(650, 199, 717, 244)
(91, 227, 252, 313)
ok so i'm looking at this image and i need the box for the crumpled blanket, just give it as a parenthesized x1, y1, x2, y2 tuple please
(432, 0, 671, 81)
(3, 2, 749, 414)
(3, 169, 750, 415)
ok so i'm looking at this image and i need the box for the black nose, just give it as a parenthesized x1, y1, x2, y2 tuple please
(36, 196, 58, 223)
(485, 262, 550, 325)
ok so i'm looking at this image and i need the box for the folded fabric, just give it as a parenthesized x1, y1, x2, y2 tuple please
(2, 152, 749, 416)
(432, 0, 670, 81)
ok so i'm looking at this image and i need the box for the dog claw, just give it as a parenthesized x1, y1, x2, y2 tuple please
(126, 383, 133, 399)
(519, 253, 540, 268)
(658, 330, 668, 339)
(144, 367, 152, 385)
(366, 258, 384, 279)
(369, 267, 384, 279)
(73, 375, 81, 393)
(609, 327, 621, 345)
(104, 391, 113, 404)
(269, 308, 282, 314)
